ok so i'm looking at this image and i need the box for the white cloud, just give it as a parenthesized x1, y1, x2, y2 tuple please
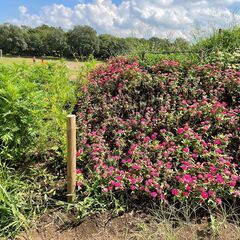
(18, 6, 28, 15)
(12, 0, 240, 40)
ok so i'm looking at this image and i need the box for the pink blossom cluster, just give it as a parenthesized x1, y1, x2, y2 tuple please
(75, 57, 240, 205)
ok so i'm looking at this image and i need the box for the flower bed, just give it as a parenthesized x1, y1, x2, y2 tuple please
(75, 57, 239, 205)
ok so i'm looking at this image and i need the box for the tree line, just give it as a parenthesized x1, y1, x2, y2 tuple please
(0, 23, 190, 60)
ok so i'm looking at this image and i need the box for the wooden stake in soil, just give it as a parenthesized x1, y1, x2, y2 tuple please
(67, 114, 76, 203)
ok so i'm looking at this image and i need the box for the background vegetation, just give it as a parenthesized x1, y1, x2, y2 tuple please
(0, 23, 190, 60)
(0, 62, 78, 163)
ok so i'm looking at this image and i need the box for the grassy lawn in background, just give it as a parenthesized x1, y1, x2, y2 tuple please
(0, 56, 102, 79)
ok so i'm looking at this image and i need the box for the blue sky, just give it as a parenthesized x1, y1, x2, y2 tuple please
(0, 0, 239, 39)
(0, 0, 122, 22)
(0, 0, 86, 22)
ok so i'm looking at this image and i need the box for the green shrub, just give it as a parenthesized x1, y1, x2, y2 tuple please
(137, 52, 199, 68)
(195, 27, 240, 54)
(0, 62, 77, 163)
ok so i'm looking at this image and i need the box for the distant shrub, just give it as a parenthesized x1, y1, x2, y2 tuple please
(75, 57, 239, 205)
(136, 52, 199, 69)
(195, 27, 240, 54)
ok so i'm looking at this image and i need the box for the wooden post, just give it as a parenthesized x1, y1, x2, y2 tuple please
(67, 114, 76, 203)
(201, 50, 204, 63)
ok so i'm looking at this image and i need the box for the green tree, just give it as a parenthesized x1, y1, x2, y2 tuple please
(26, 28, 43, 56)
(149, 37, 172, 52)
(25, 25, 70, 57)
(0, 24, 28, 54)
(67, 25, 99, 59)
(96, 34, 129, 59)
(173, 38, 190, 51)
(45, 27, 70, 57)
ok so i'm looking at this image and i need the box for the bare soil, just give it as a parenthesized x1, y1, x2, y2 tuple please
(17, 210, 240, 240)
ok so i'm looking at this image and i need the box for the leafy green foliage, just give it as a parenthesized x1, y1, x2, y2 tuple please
(194, 27, 240, 54)
(0, 23, 191, 61)
(137, 52, 199, 68)
(96, 34, 129, 60)
(67, 25, 99, 59)
(0, 24, 28, 54)
(28, 25, 70, 57)
(0, 62, 77, 163)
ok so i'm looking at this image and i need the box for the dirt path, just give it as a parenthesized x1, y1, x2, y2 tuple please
(17, 211, 137, 240)
(16, 210, 240, 240)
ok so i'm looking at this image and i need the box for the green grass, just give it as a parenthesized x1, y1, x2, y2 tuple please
(0, 56, 102, 76)
(0, 56, 77, 65)
(0, 163, 60, 239)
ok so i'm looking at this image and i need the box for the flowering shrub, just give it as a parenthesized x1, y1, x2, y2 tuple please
(75, 57, 239, 205)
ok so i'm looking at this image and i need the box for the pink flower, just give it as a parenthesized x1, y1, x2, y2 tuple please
(130, 178, 137, 184)
(230, 181, 236, 187)
(210, 166, 216, 173)
(157, 161, 163, 167)
(198, 174, 203, 179)
(183, 174, 193, 184)
(216, 198, 222, 205)
(172, 189, 179, 196)
(166, 162, 172, 169)
(114, 182, 122, 188)
(206, 173, 213, 179)
(183, 147, 190, 153)
(216, 174, 225, 184)
(216, 149, 223, 154)
(214, 139, 222, 146)
(224, 169, 231, 175)
(191, 153, 198, 159)
(130, 185, 136, 191)
(109, 180, 115, 185)
(202, 141, 208, 147)
(151, 171, 159, 177)
(102, 188, 108, 193)
(143, 136, 151, 143)
(150, 192, 158, 198)
(177, 128, 184, 134)
(116, 175, 122, 181)
(128, 144, 138, 155)
(151, 133, 157, 140)
(183, 191, 189, 197)
(231, 175, 239, 181)
(201, 191, 209, 199)
(181, 165, 188, 171)
(208, 190, 215, 197)
(132, 164, 142, 171)
(118, 83, 123, 94)
(163, 151, 169, 157)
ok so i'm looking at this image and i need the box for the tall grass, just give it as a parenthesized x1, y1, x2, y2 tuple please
(0, 164, 29, 237)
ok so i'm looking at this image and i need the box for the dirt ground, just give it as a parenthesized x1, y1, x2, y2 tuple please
(17, 210, 240, 240)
